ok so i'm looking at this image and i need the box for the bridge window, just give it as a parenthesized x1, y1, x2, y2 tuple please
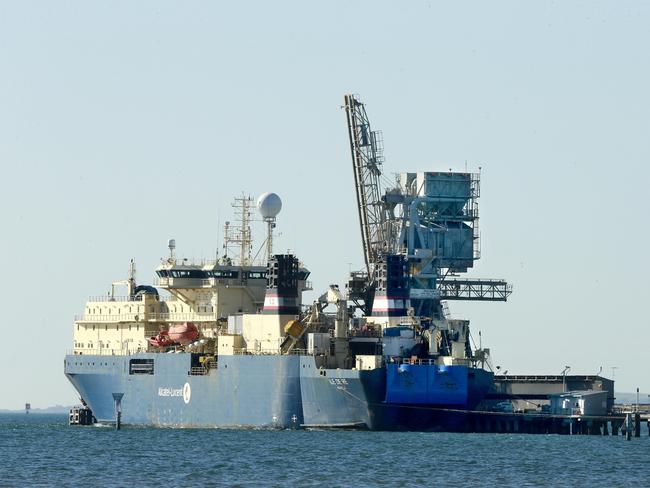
(206, 270, 239, 279)
(167, 269, 205, 279)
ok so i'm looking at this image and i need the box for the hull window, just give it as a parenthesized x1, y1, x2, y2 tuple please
(129, 359, 154, 375)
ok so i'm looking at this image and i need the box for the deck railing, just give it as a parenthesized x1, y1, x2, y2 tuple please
(67, 348, 141, 356)
(74, 312, 218, 322)
(67, 347, 321, 358)
(232, 348, 313, 356)
(388, 356, 473, 367)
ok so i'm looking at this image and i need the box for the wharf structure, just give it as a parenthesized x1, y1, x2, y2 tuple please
(462, 407, 649, 437)
(461, 410, 645, 436)
(467, 374, 650, 437)
(486, 374, 615, 412)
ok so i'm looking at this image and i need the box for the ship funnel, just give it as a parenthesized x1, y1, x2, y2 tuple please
(263, 254, 300, 316)
(370, 255, 410, 320)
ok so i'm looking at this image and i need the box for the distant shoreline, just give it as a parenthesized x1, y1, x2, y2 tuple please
(0, 406, 74, 414)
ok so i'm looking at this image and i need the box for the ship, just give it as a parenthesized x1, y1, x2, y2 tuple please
(64, 95, 512, 430)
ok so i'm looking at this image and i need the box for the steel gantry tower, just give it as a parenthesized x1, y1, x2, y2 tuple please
(344, 94, 393, 277)
(343, 94, 512, 318)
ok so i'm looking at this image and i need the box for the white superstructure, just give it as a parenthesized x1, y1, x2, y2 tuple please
(71, 194, 311, 356)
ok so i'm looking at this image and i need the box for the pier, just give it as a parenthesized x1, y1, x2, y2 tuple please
(463, 410, 649, 436)
(470, 374, 650, 437)
(487, 374, 615, 412)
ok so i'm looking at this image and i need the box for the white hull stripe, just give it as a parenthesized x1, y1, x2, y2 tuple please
(372, 298, 408, 312)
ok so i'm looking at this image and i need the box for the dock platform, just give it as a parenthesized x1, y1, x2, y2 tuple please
(463, 410, 649, 436)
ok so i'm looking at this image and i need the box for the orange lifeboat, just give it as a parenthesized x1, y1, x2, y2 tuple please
(168, 322, 199, 345)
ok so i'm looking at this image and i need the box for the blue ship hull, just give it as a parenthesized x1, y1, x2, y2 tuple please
(65, 353, 303, 428)
(299, 360, 493, 431)
(65, 353, 493, 431)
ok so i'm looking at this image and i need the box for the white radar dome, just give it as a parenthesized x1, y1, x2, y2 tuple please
(257, 192, 282, 219)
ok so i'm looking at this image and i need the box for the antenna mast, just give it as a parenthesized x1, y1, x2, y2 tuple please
(222, 193, 253, 266)
(256, 192, 282, 263)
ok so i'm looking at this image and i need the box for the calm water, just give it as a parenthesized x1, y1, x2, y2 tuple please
(0, 413, 648, 487)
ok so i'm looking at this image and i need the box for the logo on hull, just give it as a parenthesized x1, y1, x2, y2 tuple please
(183, 382, 191, 404)
(157, 382, 191, 404)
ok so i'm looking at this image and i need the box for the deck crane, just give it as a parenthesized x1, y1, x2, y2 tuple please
(344, 94, 392, 277)
(343, 93, 512, 318)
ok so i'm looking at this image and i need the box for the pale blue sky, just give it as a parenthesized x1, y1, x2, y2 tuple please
(1, 1, 648, 409)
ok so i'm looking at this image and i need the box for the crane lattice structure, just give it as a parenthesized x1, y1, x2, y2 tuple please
(344, 94, 393, 277)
